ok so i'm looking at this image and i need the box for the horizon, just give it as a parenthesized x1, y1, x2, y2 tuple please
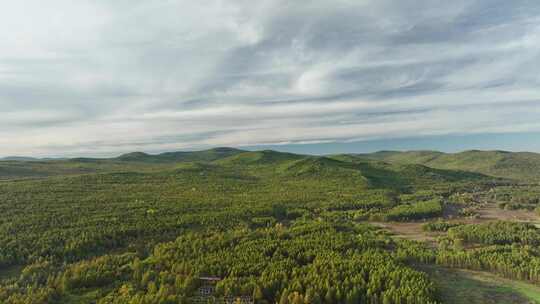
(4, 3, 540, 303)
(3, 131, 540, 159)
(2, 1, 540, 157)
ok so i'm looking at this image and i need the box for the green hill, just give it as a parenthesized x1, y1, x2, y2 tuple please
(0, 147, 531, 304)
(0, 156, 40, 161)
(331, 155, 489, 189)
(116, 151, 152, 161)
(0, 160, 99, 180)
(352, 150, 540, 181)
(215, 150, 305, 166)
(0, 148, 491, 188)
(116, 147, 244, 163)
(281, 156, 355, 175)
(217, 150, 488, 190)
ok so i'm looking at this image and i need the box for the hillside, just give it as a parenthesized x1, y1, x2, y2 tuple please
(352, 150, 540, 181)
(0, 148, 245, 180)
(215, 150, 305, 166)
(215, 150, 489, 190)
(0, 156, 39, 161)
(0, 148, 492, 189)
(115, 147, 244, 162)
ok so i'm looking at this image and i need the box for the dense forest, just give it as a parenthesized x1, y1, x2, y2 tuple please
(1, 148, 540, 303)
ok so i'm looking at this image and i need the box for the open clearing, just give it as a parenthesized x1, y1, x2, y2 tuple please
(371, 221, 441, 246)
(375, 205, 540, 303)
(476, 204, 539, 222)
(421, 265, 540, 304)
(371, 203, 540, 246)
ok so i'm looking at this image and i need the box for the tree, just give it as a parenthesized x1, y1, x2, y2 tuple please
(279, 290, 290, 304)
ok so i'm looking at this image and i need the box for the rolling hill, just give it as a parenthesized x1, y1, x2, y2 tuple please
(0, 148, 491, 190)
(115, 147, 244, 162)
(0, 148, 244, 180)
(215, 150, 304, 166)
(0, 156, 40, 161)
(352, 150, 540, 181)
(215, 149, 489, 190)
(0, 147, 537, 304)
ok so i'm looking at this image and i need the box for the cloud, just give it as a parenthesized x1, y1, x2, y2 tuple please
(1, 0, 540, 156)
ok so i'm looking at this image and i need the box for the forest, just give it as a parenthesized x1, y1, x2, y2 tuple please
(1, 148, 540, 303)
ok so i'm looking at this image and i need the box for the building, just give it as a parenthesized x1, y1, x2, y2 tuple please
(195, 277, 254, 304)
(198, 277, 222, 297)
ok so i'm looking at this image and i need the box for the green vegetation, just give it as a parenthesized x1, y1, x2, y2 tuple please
(436, 221, 540, 283)
(447, 221, 540, 246)
(115, 147, 244, 163)
(487, 185, 540, 210)
(385, 199, 443, 221)
(422, 266, 540, 304)
(353, 150, 540, 181)
(1, 148, 540, 303)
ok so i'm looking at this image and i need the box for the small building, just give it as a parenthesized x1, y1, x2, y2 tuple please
(199, 276, 222, 283)
(198, 285, 216, 297)
(195, 277, 253, 304)
(198, 277, 222, 297)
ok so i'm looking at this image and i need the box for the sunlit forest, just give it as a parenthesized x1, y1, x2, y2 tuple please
(1, 148, 540, 304)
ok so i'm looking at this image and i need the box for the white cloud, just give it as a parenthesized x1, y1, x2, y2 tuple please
(1, 0, 540, 156)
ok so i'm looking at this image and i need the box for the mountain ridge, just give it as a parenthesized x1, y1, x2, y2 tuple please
(349, 150, 540, 181)
(3, 148, 540, 181)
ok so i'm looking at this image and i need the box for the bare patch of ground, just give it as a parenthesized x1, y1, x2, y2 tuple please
(474, 204, 539, 223)
(371, 221, 441, 247)
(419, 265, 540, 304)
(371, 203, 540, 246)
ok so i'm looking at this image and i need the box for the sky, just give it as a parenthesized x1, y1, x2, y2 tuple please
(1, 0, 540, 157)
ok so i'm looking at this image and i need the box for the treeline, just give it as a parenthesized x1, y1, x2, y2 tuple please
(384, 199, 442, 221)
(436, 245, 540, 284)
(433, 221, 540, 284)
(447, 221, 540, 246)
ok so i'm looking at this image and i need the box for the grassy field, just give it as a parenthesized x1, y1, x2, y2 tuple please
(422, 265, 540, 304)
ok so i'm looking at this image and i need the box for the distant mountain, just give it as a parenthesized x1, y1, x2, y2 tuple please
(350, 150, 540, 181)
(115, 152, 152, 161)
(1, 156, 39, 161)
(331, 155, 489, 188)
(0, 156, 66, 162)
(216, 149, 488, 189)
(112, 147, 245, 163)
(0, 147, 494, 188)
(4, 148, 535, 183)
(215, 150, 305, 166)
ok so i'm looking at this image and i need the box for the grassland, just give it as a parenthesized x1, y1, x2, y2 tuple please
(422, 265, 540, 304)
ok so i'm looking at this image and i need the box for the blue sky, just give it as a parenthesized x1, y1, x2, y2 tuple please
(247, 132, 540, 155)
(1, 1, 540, 157)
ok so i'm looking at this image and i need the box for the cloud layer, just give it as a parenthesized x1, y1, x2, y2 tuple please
(1, 0, 540, 156)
